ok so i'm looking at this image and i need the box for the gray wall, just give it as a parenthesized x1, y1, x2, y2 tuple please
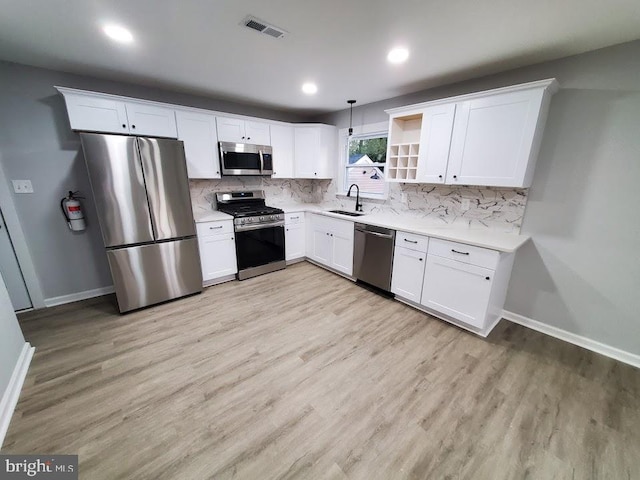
(318, 40, 640, 356)
(0, 271, 26, 406)
(0, 61, 306, 301)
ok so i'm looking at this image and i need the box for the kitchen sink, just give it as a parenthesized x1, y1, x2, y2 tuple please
(328, 210, 365, 217)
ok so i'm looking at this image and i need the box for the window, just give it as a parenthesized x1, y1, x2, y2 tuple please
(344, 133, 388, 197)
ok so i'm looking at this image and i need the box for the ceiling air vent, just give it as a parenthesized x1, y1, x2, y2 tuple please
(241, 16, 287, 39)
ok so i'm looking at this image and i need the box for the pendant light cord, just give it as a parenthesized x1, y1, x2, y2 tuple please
(347, 100, 356, 136)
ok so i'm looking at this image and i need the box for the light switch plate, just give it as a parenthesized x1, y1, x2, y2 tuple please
(461, 198, 471, 211)
(12, 180, 34, 194)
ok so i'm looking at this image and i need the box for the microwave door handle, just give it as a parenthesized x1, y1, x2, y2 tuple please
(259, 150, 264, 173)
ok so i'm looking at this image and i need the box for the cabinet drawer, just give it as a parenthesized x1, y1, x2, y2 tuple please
(285, 212, 305, 225)
(396, 231, 429, 253)
(196, 220, 234, 237)
(428, 238, 499, 270)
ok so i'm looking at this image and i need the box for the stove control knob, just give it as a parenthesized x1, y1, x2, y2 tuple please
(260, 216, 265, 221)
(239, 219, 245, 224)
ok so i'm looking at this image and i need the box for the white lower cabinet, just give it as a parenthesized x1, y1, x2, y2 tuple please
(389, 232, 514, 336)
(196, 220, 237, 283)
(391, 247, 427, 303)
(421, 255, 494, 329)
(306, 214, 354, 276)
(285, 212, 305, 261)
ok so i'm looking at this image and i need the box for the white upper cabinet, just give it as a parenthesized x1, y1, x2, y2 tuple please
(294, 125, 337, 179)
(385, 79, 558, 188)
(125, 102, 177, 138)
(415, 104, 456, 184)
(175, 109, 221, 179)
(446, 89, 545, 187)
(270, 124, 295, 178)
(60, 91, 130, 135)
(56, 87, 178, 138)
(216, 116, 271, 145)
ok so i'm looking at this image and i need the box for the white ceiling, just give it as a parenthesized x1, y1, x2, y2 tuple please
(0, 0, 639, 115)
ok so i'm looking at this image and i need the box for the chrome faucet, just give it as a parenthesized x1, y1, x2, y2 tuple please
(347, 184, 363, 212)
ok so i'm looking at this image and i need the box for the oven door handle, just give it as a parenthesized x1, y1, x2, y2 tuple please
(235, 221, 285, 232)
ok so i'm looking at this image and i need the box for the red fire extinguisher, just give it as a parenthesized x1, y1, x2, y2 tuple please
(60, 191, 86, 231)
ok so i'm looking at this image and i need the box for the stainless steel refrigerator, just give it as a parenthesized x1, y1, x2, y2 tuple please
(80, 133, 202, 312)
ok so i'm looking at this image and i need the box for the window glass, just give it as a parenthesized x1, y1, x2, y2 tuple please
(345, 135, 387, 195)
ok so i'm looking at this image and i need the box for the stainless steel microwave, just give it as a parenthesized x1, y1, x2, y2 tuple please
(219, 142, 273, 176)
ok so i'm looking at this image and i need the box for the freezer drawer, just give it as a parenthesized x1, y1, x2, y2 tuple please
(107, 237, 202, 312)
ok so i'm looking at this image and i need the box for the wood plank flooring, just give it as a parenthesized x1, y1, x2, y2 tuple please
(3, 261, 640, 479)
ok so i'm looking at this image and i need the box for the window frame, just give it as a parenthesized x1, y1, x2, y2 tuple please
(338, 121, 389, 200)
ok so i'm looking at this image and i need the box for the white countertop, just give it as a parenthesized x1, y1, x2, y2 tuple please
(194, 204, 530, 253)
(279, 204, 529, 253)
(193, 211, 233, 223)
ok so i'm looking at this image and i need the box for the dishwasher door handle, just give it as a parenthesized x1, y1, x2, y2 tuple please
(356, 229, 394, 239)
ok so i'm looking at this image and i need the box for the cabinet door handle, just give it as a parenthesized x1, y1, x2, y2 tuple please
(453, 175, 457, 179)
(438, 175, 443, 179)
(247, 137, 251, 140)
(131, 125, 136, 129)
(419, 258, 423, 261)
(485, 276, 490, 280)
(290, 216, 299, 219)
(404, 239, 418, 244)
(209, 225, 223, 230)
(451, 249, 469, 255)
(122, 124, 127, 128)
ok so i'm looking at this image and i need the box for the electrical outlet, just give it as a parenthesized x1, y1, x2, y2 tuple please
(461, 198, 471, 211)
(12, 180, 34, 194)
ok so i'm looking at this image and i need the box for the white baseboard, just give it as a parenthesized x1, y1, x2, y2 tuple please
(44, 285, 115, 308)
(502, 310, 640, 369)
(0, 343, 35, 448)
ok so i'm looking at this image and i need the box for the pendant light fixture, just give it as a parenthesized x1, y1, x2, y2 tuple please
(347, 100, 356, 136)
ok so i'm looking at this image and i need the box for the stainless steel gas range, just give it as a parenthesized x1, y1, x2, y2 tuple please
(215, 191, 286, 280)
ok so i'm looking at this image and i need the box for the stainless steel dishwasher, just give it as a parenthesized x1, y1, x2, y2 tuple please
(353, 223, 396, 292)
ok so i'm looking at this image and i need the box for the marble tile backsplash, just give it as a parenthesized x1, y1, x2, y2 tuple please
(190, 178, 527, 233)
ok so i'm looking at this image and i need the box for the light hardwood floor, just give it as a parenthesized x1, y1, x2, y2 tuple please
(3, 262, 640, 479)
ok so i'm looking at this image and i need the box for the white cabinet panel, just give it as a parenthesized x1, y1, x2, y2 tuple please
(421, 255, 494, 329)
(306, 214, 353, 275)
(270, 124, 295, 178)
(175, 110, 220, 179)
(332, 230, 353, 276)
(216, 117, 245, 143)
(446, 89, 544, 187)
(63, 93, 130, 134)
(391, 247, 427, 302)
(244, 121, 271, 145)
(197, 220, 237, 282)
(217, 117, 270, 144)
(310, 227, 331, 265)
(416, 103, 456, 184)
(125, 102, 177, 138)
(294, 125, 337, 179)
(285, 223, 305, 261)
(294, 127, 319, 178)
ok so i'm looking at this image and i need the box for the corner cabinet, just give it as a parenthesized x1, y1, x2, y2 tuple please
(56, 87, 178, 138)
(175, 109, 221, 179)
(294, 125, 337, 179)
(385, 79, 558, 188)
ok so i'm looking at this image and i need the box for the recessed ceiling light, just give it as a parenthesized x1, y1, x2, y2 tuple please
(103, 24, 134, 44)
(301, 82, 318, 95)
(387, 47, 409, 64)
